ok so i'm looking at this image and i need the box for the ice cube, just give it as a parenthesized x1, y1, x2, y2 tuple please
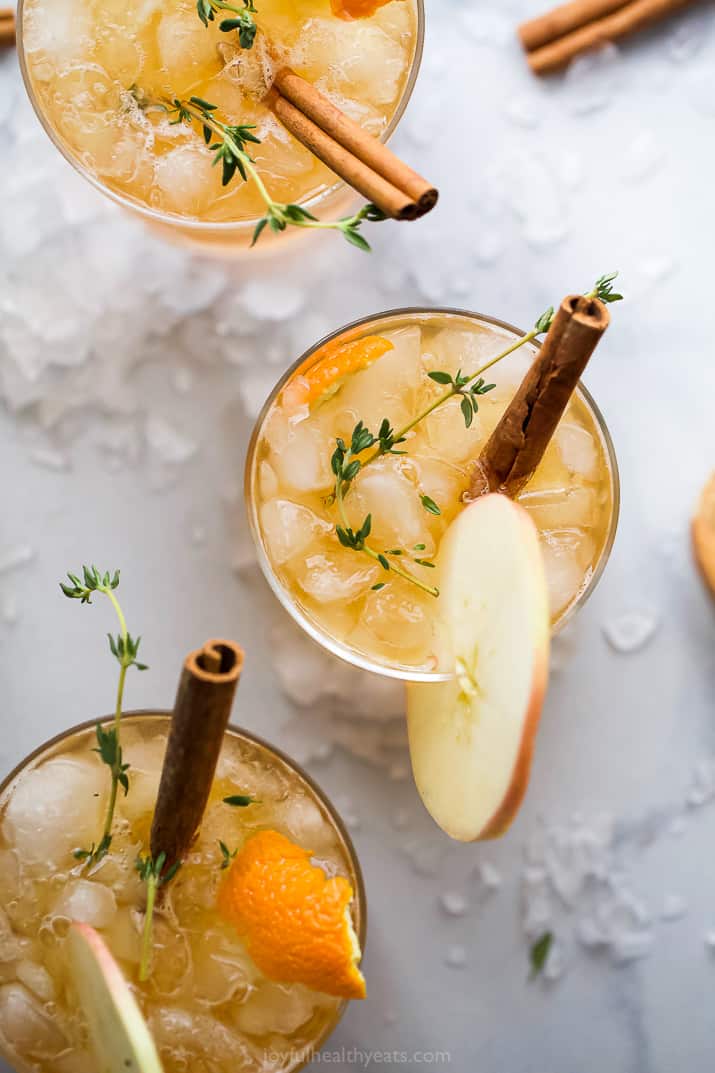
(423, 396, 484, 465)
(3, 758, 107, 867)
(541, 539, 587, 617)
(15, 960, 55, 1003)
(54, 879, 117, 929)
(0, 908, 23, 964)
(149, 919, 193, 1000)
(105, 907, 142, 965)
(0, 851, 19, 905)
(294, 550, 379, 603)
(22, 0, 91, 64)
(192, 928, 255, 1006)
(520, 486, 597, 529)
(0, 983, 67, 1058)
(278, 794, 338, 856)
(260, 500, 333, 565)
(410, 456, 466, 519)
(360, 586, 432, 656)
(610, 931, 653, 965)
(234, 981, 322, 1036)
(156, 10, 223, 85)
(271, 421, 334, 493)
(336, 327, 422, 432)
(151, 1006, 252, 1067)
(427, 325, 506, 381)
(292, 19, 406, 106)
(556, 422, 599, 479)
(153, 145, 221, 217)
(346, 457, 435, 553)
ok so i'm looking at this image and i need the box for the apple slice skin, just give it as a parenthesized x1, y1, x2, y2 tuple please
(407, 495, 550, 843)
(67, 922, 164, 1073)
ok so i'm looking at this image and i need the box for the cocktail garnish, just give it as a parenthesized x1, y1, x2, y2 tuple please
(326, 275, 623, 598)
(196, 0, 257, 49)
(218, 830, 366, 999)
(470, 282, 617, 500)
(406, 495, 551, 842)
(60, 566, 147, 866)
(131, 90, 389, 250)
(67, 923, 165, 1073)
(135, 853, 182, 982)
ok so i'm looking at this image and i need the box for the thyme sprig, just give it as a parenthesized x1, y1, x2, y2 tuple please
(332, 424, 440, 598)
(589, 271, 623, 304)
(61, 567, 147, 866)
(325, 274, 622, 598)
(197, 0, 257, 49)
(219, 840, 238, 869)
(149, 94, 387, 250)
(135, 853, 182, 982)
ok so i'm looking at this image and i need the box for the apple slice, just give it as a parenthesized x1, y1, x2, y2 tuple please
(67, 922, 164, 1073)
(407, 493, 550, 842)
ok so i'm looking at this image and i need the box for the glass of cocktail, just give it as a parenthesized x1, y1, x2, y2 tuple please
(0, 711, 365, 1072)
(245, 306, 620, 682)
(17, 0, 424, 253)
(245, 296, 621, 842)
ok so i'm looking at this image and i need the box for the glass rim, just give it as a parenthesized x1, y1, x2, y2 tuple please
(0, 710, 367, 1073)
(16, 0, 425, 234)
(244, 305, 621, 683)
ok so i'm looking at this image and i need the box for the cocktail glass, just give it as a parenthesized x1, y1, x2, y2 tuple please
(245, 307, 620, 682)
(17, 0, 424, 254)
(0, 711, 366, 1073)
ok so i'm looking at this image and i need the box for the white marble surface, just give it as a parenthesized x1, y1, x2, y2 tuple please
(2, 0, 715, 1069)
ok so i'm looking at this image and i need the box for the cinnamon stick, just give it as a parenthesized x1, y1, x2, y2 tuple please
(0, 9, 15, 48)
(269, 68, 438, 221)
(519, 0, 631, 51)
(274, 68, 437, 217)
(522, 0, 701, 74)
(469, 295, 610, 500)
(150, 639, 244, 869)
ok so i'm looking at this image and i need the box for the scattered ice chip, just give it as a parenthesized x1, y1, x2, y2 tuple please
(620, 130, 665, 184)
(704, 931, 715, 951)
(145, 415, 198, 465)
(439, 892, 468, 918)
(543, 937, 567, 982)
(28, 446, 71, 472)
(610, 930, 653, 965)
(686, 759, 715, 808)
(392, 808, 411, 830)
(661, 894, 687, 922)
(474, 861, 502, 895)
(238, 279, 305, 323)
(444, 944, 467, 969)
(603, 611, 659, 654)
(0, 546, 36, 576)
(564, 44, 622, 115)
(171, 366, 194, 395)
(1, 596, 20, 627)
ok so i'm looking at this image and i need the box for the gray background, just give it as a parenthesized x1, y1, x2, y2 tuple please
(1, 0, 715, 1069)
